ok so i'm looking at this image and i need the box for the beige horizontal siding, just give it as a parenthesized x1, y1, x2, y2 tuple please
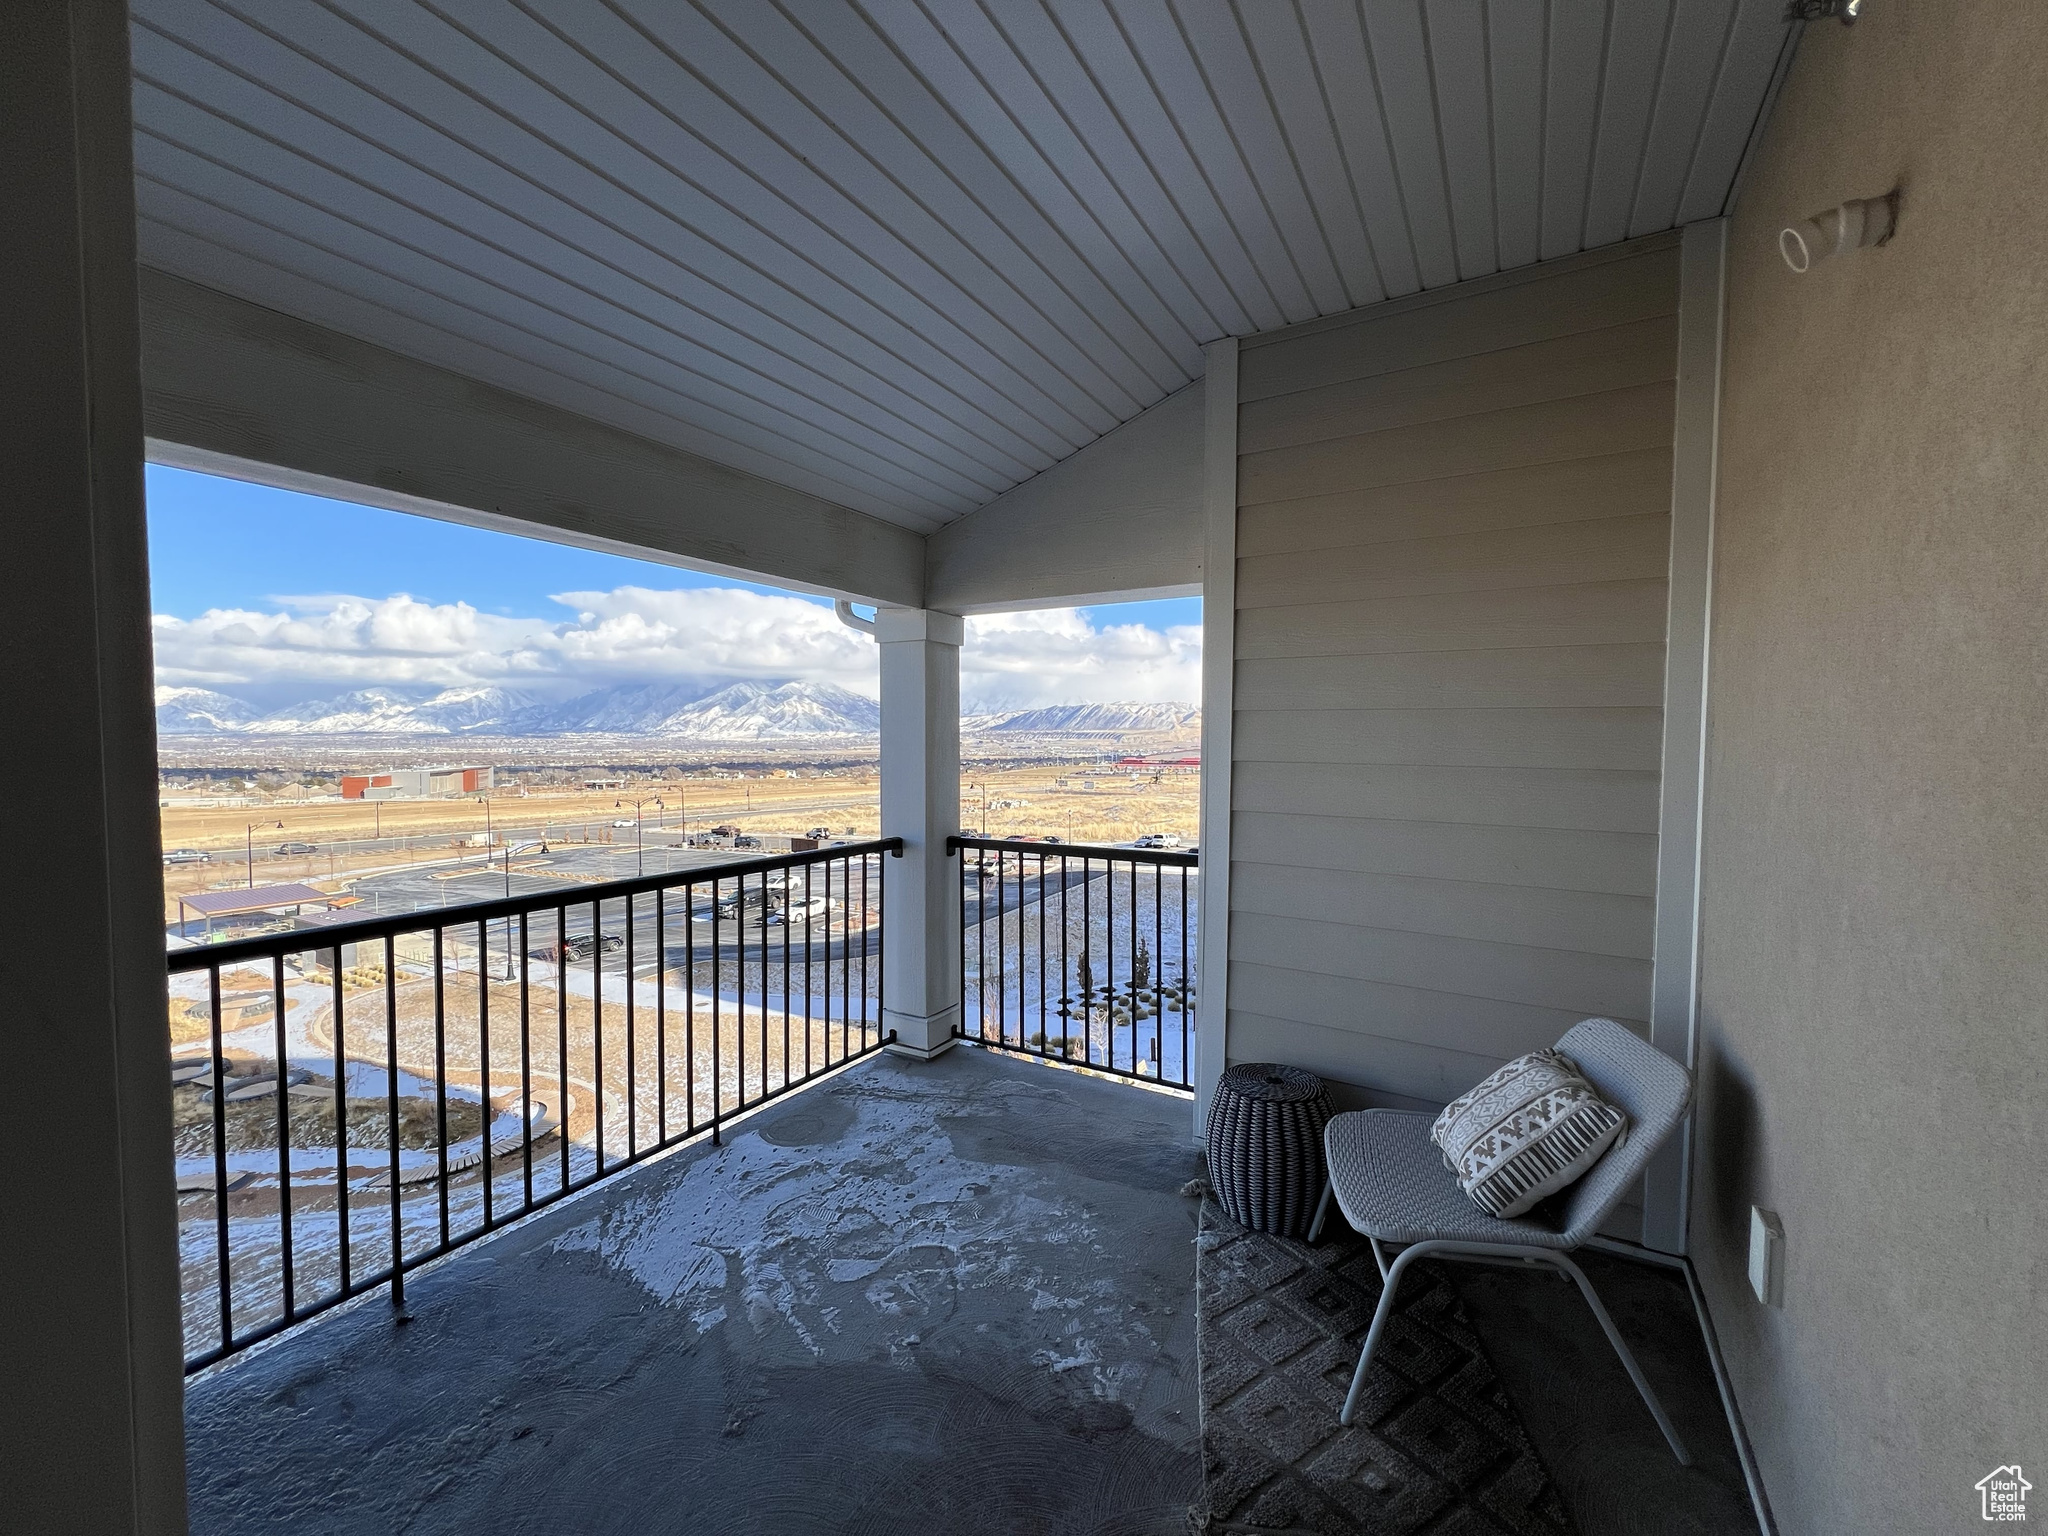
(1240, 314, 1679, 455)
(1237, 243, 1680, 402)
(1238, 447, 1672, 559)
(1225, 994, 1601, 1099)
(1233, 708, 1666, 772)
(1231, 812, 1659, 896)
(1236, 577, 1670, 660)
(1228, 863, 1656, 960)
(1239, 381, 1676, 505)
(1237, 511, 1671, 609)
(1231, 911, 1653, 1021)
(1234, 644, 1668, 713)
(1227, 247, 1676, 1106)
(1231, 761, 1663, 834)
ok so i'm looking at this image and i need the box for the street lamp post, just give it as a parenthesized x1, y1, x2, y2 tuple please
(246, 819, 282, 889)
(616, 797, 665, 876)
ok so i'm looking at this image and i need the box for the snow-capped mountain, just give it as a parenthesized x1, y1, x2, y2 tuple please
(974, 701, 1200, 735)
(639, 681, 882, 740)
(153, 680, 884, 740)
(155, 687, 262, 734)
(238, 686, 540, 735)
(154, 680, 1193, 741)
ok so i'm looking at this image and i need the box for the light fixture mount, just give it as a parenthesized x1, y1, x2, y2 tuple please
(1785, 0, 1861, 21)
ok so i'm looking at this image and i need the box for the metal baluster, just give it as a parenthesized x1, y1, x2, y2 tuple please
(839, 854, 851, 1064)
(332, 947, 350, 1294)
(1153, 862, 1164, 1082)
(208, 965, 232, 1351)
(385, 934, 404, 1312)
(625, 893, 637, 1160)
(655, 887, 667, 1145)
(804, 861, 816, 1077)
(685, 880, 697, 1137)
(591, 898, 604, 1178)
(875, 847, 889, 1040)
(556, 906, 570, 1195)
(757, 870, 767, 1103)
(736, 876, 747, 1110)
(956, 840, 968, 1041)
(433, 926, 449, 1249)
(857, 852, 870, 1049)
(1082, 854, 1093, 1067)
(781, 865, 792, 1090)
(1058, 853, 1070, 1062)
(976, 845, 988, 1044)
(821, 860, 833, 1066)
(478, 917, 492, 1231)
(1036, 851, 1047, 1058)
(272, 952, 294, 1324)
(711, 876, 722, 1144)
(520, 910, 533, 1210)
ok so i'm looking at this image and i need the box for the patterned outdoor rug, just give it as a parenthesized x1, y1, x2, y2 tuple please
(1195, 1202, 1576, 1535)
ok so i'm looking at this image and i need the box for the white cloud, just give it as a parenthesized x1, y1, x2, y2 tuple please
(962, 608, 1201, 710)
(152, 587, 1199, 708)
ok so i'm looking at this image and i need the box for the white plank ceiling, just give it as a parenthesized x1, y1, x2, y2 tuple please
(130, 0, 1793, 532)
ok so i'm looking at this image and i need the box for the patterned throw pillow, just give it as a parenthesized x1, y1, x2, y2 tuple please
(1431, 1048, 1627, 1218)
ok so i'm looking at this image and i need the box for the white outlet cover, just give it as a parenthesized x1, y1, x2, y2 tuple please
(1749, 1206, 1784, 1305)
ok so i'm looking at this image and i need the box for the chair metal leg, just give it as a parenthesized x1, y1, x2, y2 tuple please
(1339, 1243, 1426, 1427)
(1550, 1252, 1693, 1466)
(1307, 1177, 1334, 1243)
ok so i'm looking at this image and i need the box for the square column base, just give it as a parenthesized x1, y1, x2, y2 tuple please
(883, 1004, 962, 1060)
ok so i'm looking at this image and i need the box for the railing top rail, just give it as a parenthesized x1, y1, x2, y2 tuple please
(166, 836, 903, 974)
(947, 834, 1198, 868)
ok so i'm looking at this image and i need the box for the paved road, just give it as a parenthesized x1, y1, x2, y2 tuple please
(343, 842, 885, 978)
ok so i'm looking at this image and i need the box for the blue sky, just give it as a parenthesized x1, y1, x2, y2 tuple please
(145, 465, 1201, 709)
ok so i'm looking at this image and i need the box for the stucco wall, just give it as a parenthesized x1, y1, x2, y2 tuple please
(1695, 7, 2048, 1530)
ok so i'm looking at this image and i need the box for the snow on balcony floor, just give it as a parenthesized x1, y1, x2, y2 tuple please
(183, 1046, 1205, 1535)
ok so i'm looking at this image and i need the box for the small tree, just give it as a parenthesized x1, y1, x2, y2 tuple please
(1132, 936, 1151, 994)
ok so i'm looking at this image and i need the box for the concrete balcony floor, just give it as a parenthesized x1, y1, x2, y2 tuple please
(185, 1047, 1208, 1535)
(184, 1047, 1755, 1534)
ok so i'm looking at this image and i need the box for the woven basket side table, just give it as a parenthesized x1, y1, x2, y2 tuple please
(1205, 1062, 1333, 1239)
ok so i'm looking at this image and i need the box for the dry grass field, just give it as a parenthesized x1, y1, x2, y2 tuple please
(157, 757, 1200, 920)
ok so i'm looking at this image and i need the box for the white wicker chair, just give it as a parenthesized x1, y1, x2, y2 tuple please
(1308, 1018, 1694, 1464)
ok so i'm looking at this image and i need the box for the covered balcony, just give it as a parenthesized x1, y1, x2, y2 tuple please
(11, 3, 2043, 1534)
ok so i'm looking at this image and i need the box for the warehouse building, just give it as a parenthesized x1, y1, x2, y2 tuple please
(338, 765, 493, 801)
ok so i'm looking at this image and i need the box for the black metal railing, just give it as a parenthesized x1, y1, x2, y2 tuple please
(950, 836, 1198, 1091)
(167, 839, 899, 1373)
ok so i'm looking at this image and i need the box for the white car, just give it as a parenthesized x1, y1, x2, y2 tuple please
(1132, 834, 1182, 850)
(610, 819, 636, 827)
(163, 848, 210, 865)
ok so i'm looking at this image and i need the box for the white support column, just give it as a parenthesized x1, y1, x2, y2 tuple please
(1642, 218, 1728, 1254)
(876, 608, 964, 1058)
(1193, 338, 1239, 1138)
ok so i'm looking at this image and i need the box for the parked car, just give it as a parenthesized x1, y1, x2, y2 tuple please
(711, 824, 741, 838)
(275, 841, 318, 855)
(543, 931, 625, 962)
(163, 848, 210, 865)
(1132, 834, 1182, 850)
(806, 826, 832, 841)
(733, 835, 763, 849)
